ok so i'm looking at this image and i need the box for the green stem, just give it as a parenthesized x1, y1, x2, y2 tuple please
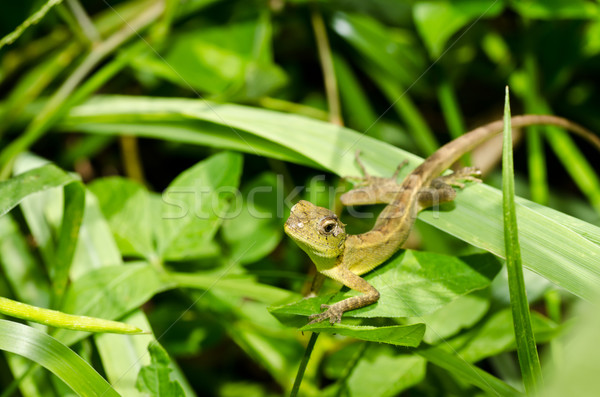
(0, 296, 143, 334)
(437, 78, 466, 141)
(311, 6, 343, 126)
(65, 0, 101, 43)
(290, 332, 319, 397)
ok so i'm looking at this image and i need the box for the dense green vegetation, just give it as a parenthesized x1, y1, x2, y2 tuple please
(1, 1, 599, 396)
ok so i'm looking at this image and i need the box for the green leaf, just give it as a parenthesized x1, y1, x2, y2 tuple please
(416, 345, 523, 397)
(502, 87, 542, 394)
(0, 214, 50, 307)
(0, 163, 75, 217)
(0, 320, 121, 397)
(136, 343, 185, 397)
(301, 323, 425, 347)
(343, 346, 425, 397)
(449, 309, 560, 363)
(413, 0, 505, 57)
(88, 177, 156, 260)
(271, 251, 500, 321)
(158, 151, 243, 260)
(134, 20, 286, 99)
(407, 291, 490, 344)
(70, 190, 123, 277)
(221, 172, 283, 264)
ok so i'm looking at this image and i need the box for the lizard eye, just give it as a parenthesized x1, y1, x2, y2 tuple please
(320, 218, 338, 235)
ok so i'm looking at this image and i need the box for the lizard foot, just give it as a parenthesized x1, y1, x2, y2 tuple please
(439, 166, 482, 188)
(307, 304, 344, 325)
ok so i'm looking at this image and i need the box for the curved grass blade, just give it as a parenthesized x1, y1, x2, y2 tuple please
(502, 88, 542, 394)
(55, 96, 600, 301)
(0, 319, 121, 397)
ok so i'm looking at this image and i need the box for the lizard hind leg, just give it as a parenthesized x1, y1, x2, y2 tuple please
(418, 167, 482, 210)
(438, 166, 482, 188)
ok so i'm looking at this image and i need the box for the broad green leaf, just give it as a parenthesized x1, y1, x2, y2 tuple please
(407, 291, 490, 344)
(221, 172, 283, 264)
(158, 151, 243, 260)
(344, 346, 425, 396)
(271, 251, 500, 320)
(54, 262, 173, 346)
(448, 309, 560, 363)
(70, 191, 123, 278)
(413, 0, 505, 57)
(56, 96, 600, 301)
(0, 320, 120, 397)
(71, 180, 196, 397)
(88, 177, 156, 260)
(416, 345, 523, 397)
(301, 323, 425, 347)
(0, 163, 75, 217)
(136, 343, 185, 397)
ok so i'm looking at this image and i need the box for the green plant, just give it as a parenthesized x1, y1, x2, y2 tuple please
(0, 1, 599, 396)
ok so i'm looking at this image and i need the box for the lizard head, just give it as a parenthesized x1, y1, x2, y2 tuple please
(284, 200, 346, 270)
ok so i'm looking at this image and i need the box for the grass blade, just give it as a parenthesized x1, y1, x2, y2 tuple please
(0, 319, 121, 397)
(54, 96, 600, 301)
(502, 87, 542, 394)
(52, 182, 85, 300)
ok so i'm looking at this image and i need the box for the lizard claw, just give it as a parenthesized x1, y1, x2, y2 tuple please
(307, 304, 343, 325)
(440, 166, 482, 188)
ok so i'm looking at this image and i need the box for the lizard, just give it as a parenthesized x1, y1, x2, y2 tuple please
(284, 115, 600, 324)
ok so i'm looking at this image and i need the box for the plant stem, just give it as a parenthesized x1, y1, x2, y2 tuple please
(290, 332, 319, 397)
(311, 7, 343, 126)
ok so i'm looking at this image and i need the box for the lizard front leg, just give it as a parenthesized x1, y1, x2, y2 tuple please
(308, 264, 380, 324)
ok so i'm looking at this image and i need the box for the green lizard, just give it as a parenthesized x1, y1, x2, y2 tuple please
(284, 115, 600, 324)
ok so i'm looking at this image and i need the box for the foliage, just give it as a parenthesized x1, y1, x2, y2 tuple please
(0, 0, 599, 396)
